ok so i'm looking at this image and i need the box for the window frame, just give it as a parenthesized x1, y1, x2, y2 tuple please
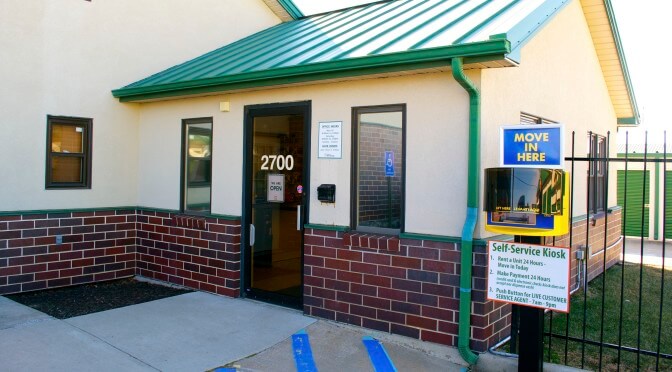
(180, 117, 213, 215)
(588, 132, 607, 214)
(45, 115, 93, 189)
(350, 104, 406, 235)
(520, 112, 556, 125)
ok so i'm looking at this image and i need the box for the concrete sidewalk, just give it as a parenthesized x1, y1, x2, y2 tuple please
(1, 289, 586, 371)
(0, 291, 466, 371)
(234, 318, 467, 371)
(1, 292, 316, 371)
(623, 237, 672, 268)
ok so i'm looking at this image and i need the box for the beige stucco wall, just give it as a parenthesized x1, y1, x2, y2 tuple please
(480, 0, 619, 238)
(1, 0, 623, 239)
(0, 0, 279, 211)
(135, 0, 622, 239)
(136, 72, 477, 236)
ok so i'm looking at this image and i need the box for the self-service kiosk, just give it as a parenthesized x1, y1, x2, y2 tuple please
(484, 168, 570, 236)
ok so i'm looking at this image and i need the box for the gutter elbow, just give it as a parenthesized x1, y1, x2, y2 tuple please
(459, 343, 479, 366)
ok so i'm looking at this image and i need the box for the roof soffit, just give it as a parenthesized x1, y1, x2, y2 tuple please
(580, 0, 639, 124)
(262, 0, 303, 21)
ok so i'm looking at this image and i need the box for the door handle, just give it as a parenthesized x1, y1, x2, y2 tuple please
(250, 224, 255, 246)
(297, 205, 301, 231)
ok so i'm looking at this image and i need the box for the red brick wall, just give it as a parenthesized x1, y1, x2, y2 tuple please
(303, 228, 464, 348)
(357, 123, 402, 227)
(548, 209, 622, 284)
(135, 210, 241, 297)
(0, 210, 136, 295)
(0, 209, 242, 298)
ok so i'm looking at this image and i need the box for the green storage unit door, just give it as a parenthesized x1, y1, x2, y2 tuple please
(666, 171, 672, 239)
(617, 170, 650, 238)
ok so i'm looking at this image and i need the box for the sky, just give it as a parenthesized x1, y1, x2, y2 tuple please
(292, 0, 670, 146)
(609, 0, 671, 145)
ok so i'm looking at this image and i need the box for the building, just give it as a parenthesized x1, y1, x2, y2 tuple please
(616, 143, 671, 241)
(1, 0, 638, 365)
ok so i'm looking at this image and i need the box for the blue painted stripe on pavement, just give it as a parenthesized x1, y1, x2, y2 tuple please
(292, 329, 318, 372)
(213, 368, 237, 372)
(362, 336, 397, 372)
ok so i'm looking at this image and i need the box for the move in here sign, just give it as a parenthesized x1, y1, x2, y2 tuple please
(500, 124, 564, 169)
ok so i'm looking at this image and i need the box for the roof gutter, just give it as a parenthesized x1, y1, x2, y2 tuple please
(112, 39, 510, 102)
(451, 56, 480, 366)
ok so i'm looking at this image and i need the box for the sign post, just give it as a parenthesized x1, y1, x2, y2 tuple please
(487, 236, 571, 370)
(515, 236, 543, 372)
(485, 123, 569, 372)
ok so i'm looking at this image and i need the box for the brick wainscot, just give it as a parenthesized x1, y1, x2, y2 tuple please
(303, 210, 622, 352)
(302, 228, 509, 352)
(1, 208, 621, 352)
(0, 210, 137, 293)
(0, 209, 241, 298)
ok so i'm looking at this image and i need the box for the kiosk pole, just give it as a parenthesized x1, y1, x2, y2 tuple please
(515, 235, 544, 372)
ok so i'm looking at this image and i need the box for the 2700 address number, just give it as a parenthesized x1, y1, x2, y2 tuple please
(260, 155, 294, 171)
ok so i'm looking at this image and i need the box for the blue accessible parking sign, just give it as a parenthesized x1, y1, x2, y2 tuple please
(384, 151, 395, 177)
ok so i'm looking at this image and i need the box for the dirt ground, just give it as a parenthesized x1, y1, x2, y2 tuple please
(5, 278, 192, 319)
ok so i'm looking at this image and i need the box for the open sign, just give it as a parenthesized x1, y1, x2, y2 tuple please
(267, 174, 285, 203)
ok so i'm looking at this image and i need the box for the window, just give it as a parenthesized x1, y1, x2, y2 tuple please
(352, 105, 405, 234)
(588, 132, 607, 214)
(181, 118, 212, 214)
(46, 116, 92, 189)
(520, 112, 556, 125)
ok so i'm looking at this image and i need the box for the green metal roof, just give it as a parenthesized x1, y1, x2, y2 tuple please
(112, 0, 585, 102)
(277, 0, 304, 19)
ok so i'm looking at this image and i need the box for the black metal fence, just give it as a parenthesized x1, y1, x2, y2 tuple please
(498, 130, 670, 371)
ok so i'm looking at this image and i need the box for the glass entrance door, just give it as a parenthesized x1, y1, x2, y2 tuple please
(243, 103, 309, 308)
